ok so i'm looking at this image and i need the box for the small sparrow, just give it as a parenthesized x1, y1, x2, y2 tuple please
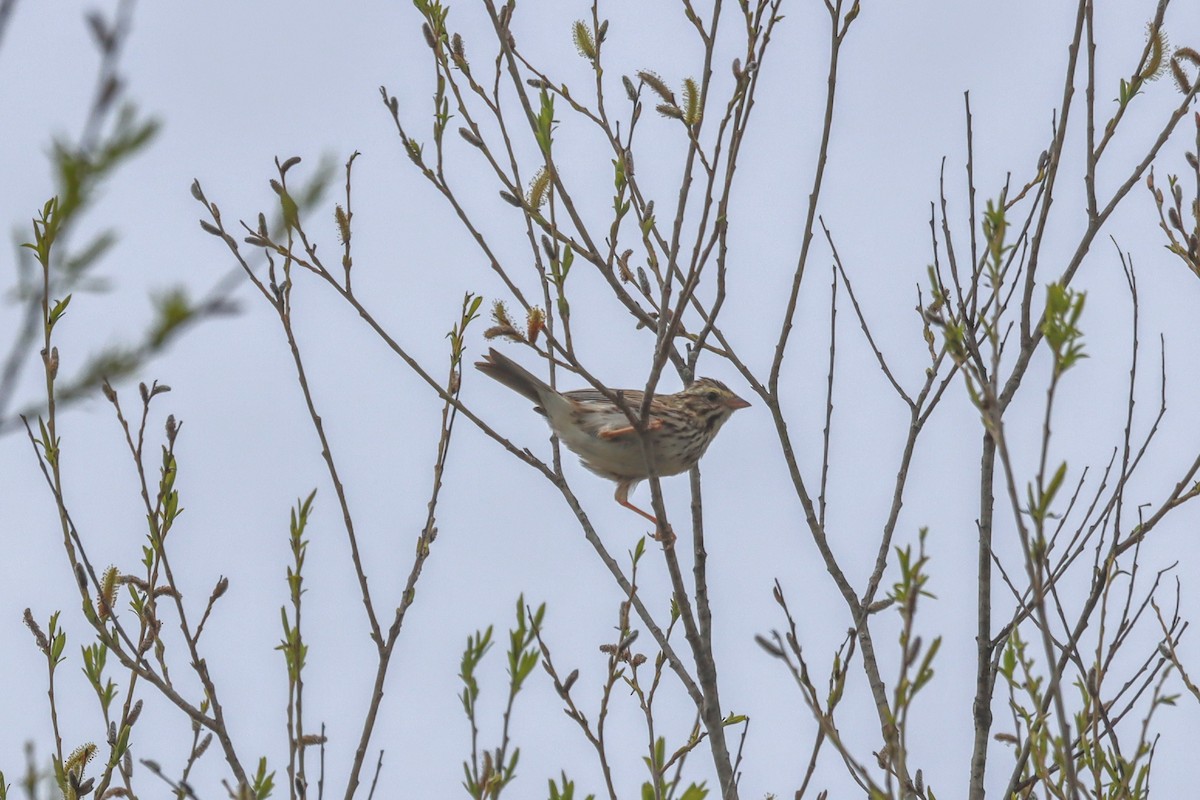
(475, 348, 750, 524)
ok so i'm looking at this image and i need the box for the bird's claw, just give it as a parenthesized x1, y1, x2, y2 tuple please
(651, 523, 676, 545)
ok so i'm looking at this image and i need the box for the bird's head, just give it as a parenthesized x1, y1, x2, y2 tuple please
(680, 377, 751, 429)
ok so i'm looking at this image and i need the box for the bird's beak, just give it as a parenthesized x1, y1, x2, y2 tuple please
(726, 394, 751, 410)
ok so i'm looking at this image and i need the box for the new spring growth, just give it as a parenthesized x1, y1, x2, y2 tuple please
(1172, 57, 1192, 93)
(1042, 283, 1088, 377)
(484, 299, 520, 342)
(65, 743, 97, 776)
(526, 307, 545, 344)
(334, 204, 351, 245)
(1138, 22, 1169, 82)
(681, 78, 702, 126)
(446, 293, 483, 368)
(98, 565, 120, 620)
(637, 70, 675, 105)
(527, 167, 551, 210)
(572, 19, 597, 63)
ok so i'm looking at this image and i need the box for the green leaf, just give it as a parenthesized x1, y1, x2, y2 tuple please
(48, 295, 73, 328)
(252, 756, 275, 799)
(535, 91, 556, 154)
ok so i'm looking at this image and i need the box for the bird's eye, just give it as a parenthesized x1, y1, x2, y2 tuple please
(705, 391, 719, 402)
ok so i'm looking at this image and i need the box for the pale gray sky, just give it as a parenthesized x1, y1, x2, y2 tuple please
(3, 1, 1200, 797)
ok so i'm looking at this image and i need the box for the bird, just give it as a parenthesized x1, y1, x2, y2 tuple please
(475, 347, 750, 525)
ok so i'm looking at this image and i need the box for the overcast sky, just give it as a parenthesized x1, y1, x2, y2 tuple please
(4, 1, 1200, 798)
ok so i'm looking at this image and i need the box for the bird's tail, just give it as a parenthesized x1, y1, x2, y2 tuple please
(474, 348, 552, 405)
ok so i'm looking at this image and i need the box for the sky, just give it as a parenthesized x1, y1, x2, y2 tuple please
(4, 1, 1200, 798)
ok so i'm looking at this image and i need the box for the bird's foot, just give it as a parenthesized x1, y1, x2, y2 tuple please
(651, 523, 676, 545)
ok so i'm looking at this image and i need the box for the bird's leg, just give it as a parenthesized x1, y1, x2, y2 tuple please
(614, 481, 674, 542)
(598, 418, 663, 440)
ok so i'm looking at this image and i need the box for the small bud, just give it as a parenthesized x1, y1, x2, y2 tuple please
(165, 414, 178, 444)
(76, 563, 88, 591)
(637, 266, 651, 297)
(195, 733, 212, 758)
(47, 347, 59, 381)
(754, 635, 784, 658)
(127, 699, 144, 726)
(562, 669, 579, 694)
(867, 597, 894, 614)
(190, 180, 204, 202)
(422, 22, 436, 48)
(622, 75, 638, 103)
(458, 127, 484, 148)
(102, 380, 117, 404)
(24, 609, 50, 655)
(499, 190, 523, 208)
(212, 575, 230, 600)
(451, 32, 465, 59)
(732, 58, 742, 81)
(279, 156, 302, 174)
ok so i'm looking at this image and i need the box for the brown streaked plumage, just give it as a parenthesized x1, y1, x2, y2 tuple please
(475, 348, 750, 524)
